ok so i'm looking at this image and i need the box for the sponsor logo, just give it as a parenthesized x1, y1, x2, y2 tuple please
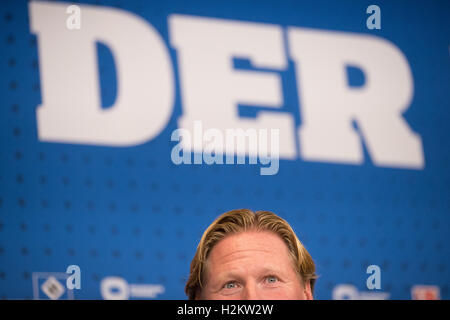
(100, 276, 165, 300)
(332, 284, 390, 300)
(32, 272, 74, 300)
(411, 285, 441, 300)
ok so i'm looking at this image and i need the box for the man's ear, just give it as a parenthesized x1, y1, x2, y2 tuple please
(304, 280, 313, 300)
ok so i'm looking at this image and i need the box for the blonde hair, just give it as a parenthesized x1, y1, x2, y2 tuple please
(185, 209, 317, 299)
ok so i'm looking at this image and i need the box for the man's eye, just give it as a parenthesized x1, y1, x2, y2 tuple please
(224, 282, 236, 289)
(266, 276, 278, 284)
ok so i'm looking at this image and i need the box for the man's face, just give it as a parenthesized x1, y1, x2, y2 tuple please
(199, 230, 313, 300)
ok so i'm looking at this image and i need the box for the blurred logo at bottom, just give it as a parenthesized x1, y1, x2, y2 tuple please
(32, 272, 74, 300)
(332, 284, 390, 300)
(411, 285, 440, 300)
(100, 276, 165, 300)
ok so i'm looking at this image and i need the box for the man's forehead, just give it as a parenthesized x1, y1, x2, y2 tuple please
(209, 230, 290, 262)
(212, 248, 272, 263)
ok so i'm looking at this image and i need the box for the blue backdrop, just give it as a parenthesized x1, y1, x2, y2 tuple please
(0, 0, 449, 299)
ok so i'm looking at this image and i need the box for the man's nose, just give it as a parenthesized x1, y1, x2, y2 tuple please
(242, 283, 261, 300)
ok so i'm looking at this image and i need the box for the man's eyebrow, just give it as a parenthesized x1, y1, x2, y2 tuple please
(211, 266, 284, 285)
(259, 266, 283, 274)
(211, 271, 242, 283)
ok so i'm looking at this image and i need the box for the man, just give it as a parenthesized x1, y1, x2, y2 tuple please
(185, 209, 317, 300)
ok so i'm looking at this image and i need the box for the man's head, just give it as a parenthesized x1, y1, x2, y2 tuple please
(185, 209, 317, 300)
